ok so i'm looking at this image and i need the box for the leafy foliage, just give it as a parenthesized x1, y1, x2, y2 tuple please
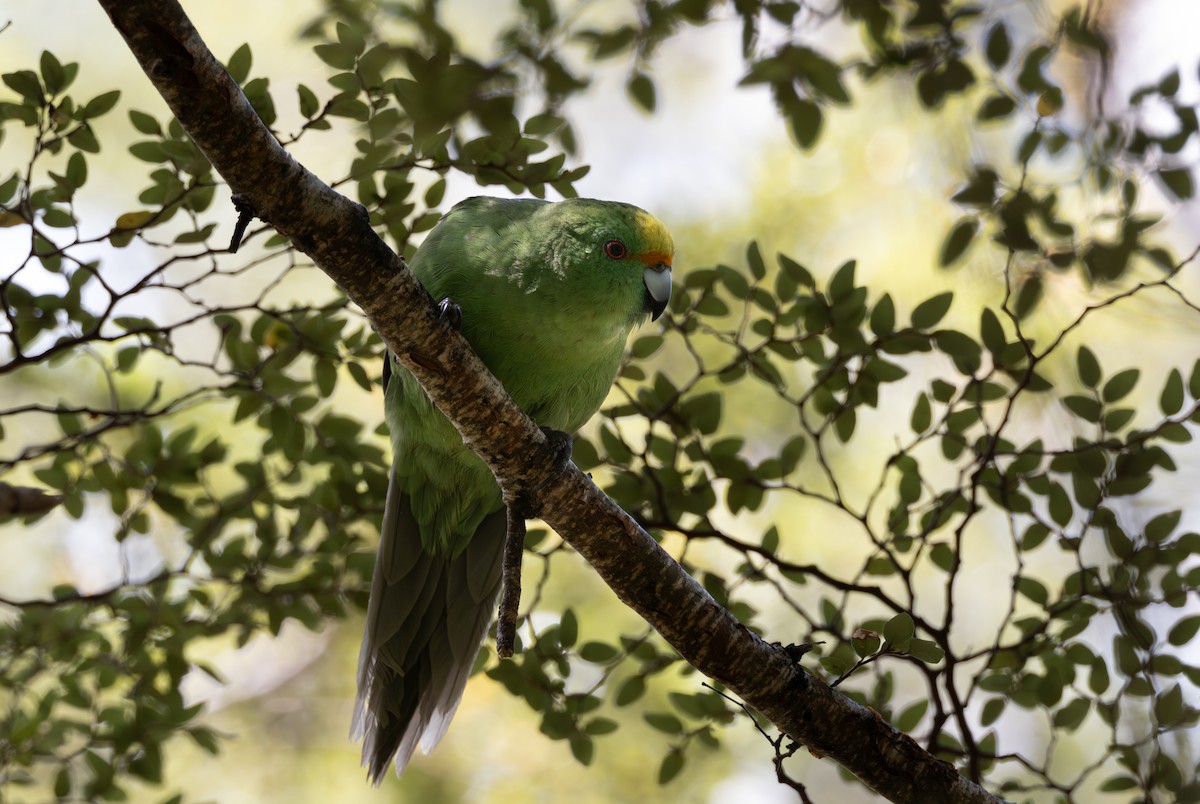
(2, 1, 1200, 802)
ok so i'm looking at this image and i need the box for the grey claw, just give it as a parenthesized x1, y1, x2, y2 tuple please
(437, 297, 463, 331)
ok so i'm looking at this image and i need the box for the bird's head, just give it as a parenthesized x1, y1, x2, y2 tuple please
(541, 199, 674, 326)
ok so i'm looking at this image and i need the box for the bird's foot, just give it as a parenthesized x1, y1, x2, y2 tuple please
(508, 427, 573, 518)
(540, 426, 574, 473)
(436, 297, 463, 331)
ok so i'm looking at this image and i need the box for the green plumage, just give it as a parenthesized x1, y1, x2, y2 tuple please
(354, 196, 673, 781)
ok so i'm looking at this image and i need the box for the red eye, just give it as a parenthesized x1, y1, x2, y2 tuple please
(604, 240, 627, 259)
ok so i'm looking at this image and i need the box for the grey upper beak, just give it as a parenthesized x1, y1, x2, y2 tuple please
(643, 265, 672, 321)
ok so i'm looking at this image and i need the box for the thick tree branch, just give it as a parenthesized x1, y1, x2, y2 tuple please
(95, 3, 1006, 802)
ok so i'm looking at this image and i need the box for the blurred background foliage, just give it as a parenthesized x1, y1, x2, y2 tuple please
(2, 0, 1200, 801)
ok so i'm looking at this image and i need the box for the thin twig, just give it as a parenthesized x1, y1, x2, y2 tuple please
(702, 682, 816, 803)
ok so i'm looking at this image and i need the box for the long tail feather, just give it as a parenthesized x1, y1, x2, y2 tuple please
(353, 466, 506, 783)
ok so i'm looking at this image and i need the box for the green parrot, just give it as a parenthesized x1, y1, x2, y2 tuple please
(353, 196, 674, 782)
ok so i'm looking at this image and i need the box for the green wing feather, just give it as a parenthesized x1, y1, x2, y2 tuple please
(354, 196, 673, 782)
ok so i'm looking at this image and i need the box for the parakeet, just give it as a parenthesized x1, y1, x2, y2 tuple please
(353, 196, 674, 782)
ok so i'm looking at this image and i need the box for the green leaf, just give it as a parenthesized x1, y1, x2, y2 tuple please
(793, 46, 849, 103)
(227, 44, 252, 85)
(129, 140, 167, 163)
(1045, 484, 1072, 527)
(834, 408, 856, 443)
(658, 750, 684, 785)
(907, 638, 945, 664)
(1014, 275, 1043, 319)
(644, 712, 683, 734)
(128, 109, 161, 135)
(1102, 369, 1139, 402)
(1144, 510, 1181, 543)
(1062, 395, 1101, 422)
(540, 710, 573, 739)
(1158, 168, 1194, 200)
(786, 97, 822, 149)
(1160, 368, 1184, 415)
(65, 152, 87, 189)
(314, 42, 357, 70)
(680, 392, 722, 435)
(579, 641, 619, 663)
(313, 359, 337, 397)
(1022, 522, 1051, 550)
(42, 207, 75, 227)
(1053, 698, 1090, 731)
(930, 543, 954, 571)
(779, 436, 805, 473)
(883, 612, 914, 647)
(852, 630, 880, 657)
(935, 330, 981, 369)
(1099, 775, 1139, 793)
(1154, 683, 1183, 723)
(583, 717, 619, 736)
(981, 698, 1006, 727)
(870, 293, 895, 336)
(778, 253, 813, 286)
(1088, 659, 1110, 694)
(336, 20, 367, 53)
(1103, 408, 1134, 432)
(985, 23, 1012, 68)
(115, 210, 156, 230)
(630, 334, 663, 360)
(189, 726, 220, 754)
(865, 358, 906, 383)
(827, 259, 856, 301)
(1167, 615, 1200, 646)
(627, 72, 656, 113)
(297, 83, 320, 118)
(910, 393, 931, 433)
(1015, 576, 1048, 605)
(977, 93, 1017, 121)
(40, 50, 67, 94)
(559, 608, 578, 648)
(4, 69, 44, 103)
(761, 526, 780, 553)
(911, 292, 953, 329)
(83, 89, 121, 118)
(894, 699, 928, 732)
(745, 240, 766, 280)
(54, 767, 71, 797)
(615, 676, 645, 706)
(940, 219, 978, 267)
(347, 360, 372, 391)
(1076, 346, 1101, 388)
(951, 168, 998, 206)
(979, 308, 1005, 354)
(569, 733, 594, 765)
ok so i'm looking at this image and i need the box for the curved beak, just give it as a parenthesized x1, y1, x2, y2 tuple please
(643, 264, 672, 321)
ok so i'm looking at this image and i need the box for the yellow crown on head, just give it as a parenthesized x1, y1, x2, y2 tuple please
(634, 209, 674, 267)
